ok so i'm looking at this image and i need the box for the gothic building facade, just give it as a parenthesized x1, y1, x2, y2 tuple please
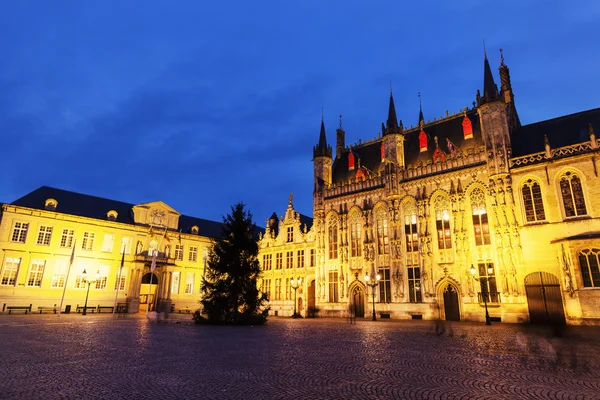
(260, 52, 600, 325)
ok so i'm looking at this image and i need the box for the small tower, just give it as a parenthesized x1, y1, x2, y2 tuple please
(313, 117, 332, 200)
(498, 48, 521, 131)
(477, 51, 511, 178)
(336, 115, 345, 159)
(382, 90, 405, 168)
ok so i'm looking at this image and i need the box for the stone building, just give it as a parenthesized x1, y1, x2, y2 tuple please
(0, 186, 222, 314)
(260, 51, 600, 325)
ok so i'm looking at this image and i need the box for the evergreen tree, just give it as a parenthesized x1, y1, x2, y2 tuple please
(197, 202, 269, 325)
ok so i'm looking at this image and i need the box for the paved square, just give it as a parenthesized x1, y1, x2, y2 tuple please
(0, 314, 599, 399)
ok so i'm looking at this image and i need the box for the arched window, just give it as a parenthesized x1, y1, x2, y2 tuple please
(560, 171, 587, 217)
(471, 188, 491, 246)
(434, 196, 452, 250)
(375, 208, 389, 255)
(403, 202, 421, 303)
(522, 179, 546, 222)
(349, 211, 362, 257)
(578, 249, 600, 287)
(328, 220, 338, 260)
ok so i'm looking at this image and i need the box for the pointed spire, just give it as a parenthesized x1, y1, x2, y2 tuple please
(449, 180, 456, 195)
(498, 48, 521, 129)
(456, 178, 463, 193)
(479, 52, 500, 105)
(418, 92, 424, 126)
(385, 89, 399, 134)
(313, 116, 332, 159)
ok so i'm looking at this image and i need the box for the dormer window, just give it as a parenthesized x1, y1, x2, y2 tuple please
(462, 115, 473, 139)
(107, 210, 118, 221)
(348, 152, 355, 171)
(191, 226, 199, 234)
(44, 198, 58, 211)
(419, 130, 428, 152)
(380, 142, 385, 162)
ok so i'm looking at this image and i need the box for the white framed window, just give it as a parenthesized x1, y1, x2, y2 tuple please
(60, 229, 75, 248)
(121, 237, 132, 255)
(51, 262, 67, 288)
(102, 234, 114, 253)
(1, 257, 21, 286)
(184, 272, 194, 294)
(74, 270, 87, 289)
(188, 246, 198, 262)
(11, 222, 29, 243)
(36, 226, 53, 246)
(287, 226, 294, 242)
(27, 260, 45, 287)
(171, 272, 180, 294)
(175, 245, 184, 261)
(82, 232, 95, 251)
(114, 268, 127, 291)
(95, 266, 108, 289)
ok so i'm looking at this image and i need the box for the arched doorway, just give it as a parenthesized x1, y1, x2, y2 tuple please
(140, 272, 159, 312)
(307, 280, 316, 317)
(351, 285, 365, 318)
(525, 272, 566, 325)
(443, 284, 460, 321)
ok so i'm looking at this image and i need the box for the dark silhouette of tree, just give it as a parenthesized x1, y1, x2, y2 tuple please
(197, 202, 269, 325)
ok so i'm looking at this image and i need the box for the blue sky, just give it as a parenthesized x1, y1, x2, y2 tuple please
(1, 1, 599, 225)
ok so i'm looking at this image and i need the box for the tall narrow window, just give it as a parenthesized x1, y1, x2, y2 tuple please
(286, 251, 293, 269)
(310, 249, 315, 267)
(328, 222, 338, 259)
(287, 227, 294, 243)
(297, 250, 305, 268)
(171, 272, 180, 294)
(114, 268, 127, 291)
(188, 246, 198, 262)
(74, 270, 87, 289)
(37, 226, 53, 246)
(95, 267, 108, 290)
(375, 210, 389, 255)
(11, 222, 29, 243)
(262, 279, 271, 298)
(579, 249, 600, 288)
(51, 262, 67, 288)
(276, 253, 283, 269)
(60, 229, 75, 248)
(121, 237, 132, 254)
(262, 254, 272, 271)
(350, 215, 362, 257)
(175, 245, 184, 261)
(1, 258, 21, 286)
(285, 278, 291, 300)
(404, 210, 419, 267)
(328, 271, 339, 303)
(185, 273, 195, 294)
(560, 172, 587, 217)
(378, 266, 391, 303)
(101, 234, 114, 252)
(522, 179, 546, 222)
(435, 207, 452, 250)
(27, 260, 45, 287)
(275, 279, 282, 300)
(408, 266, 422, 303)
(81, 232, 95, 250)
(476, 263, 498, 303)
(471, 188, 491, 246)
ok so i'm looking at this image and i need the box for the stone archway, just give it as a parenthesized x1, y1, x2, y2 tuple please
(348, 283, 365, 318)
(442, 284, 460, 321)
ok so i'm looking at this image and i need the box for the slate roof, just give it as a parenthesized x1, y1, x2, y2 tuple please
(9, 186, 229, 239)
(332, 142, 383, 184)
(298, 212, 314, 231)
(511, 108, 600, 157)
(403, 109, 483, 167)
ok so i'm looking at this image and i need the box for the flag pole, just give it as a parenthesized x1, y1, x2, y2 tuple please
(113, 245, 126, 316)
(153, 227, 169, 313)
(58, 239, 76, 317)
(147, 249, 156, 317)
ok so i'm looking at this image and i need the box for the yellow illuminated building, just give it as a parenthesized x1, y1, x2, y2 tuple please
(259, 53, 600, 325)
(0, 186, 221, 314)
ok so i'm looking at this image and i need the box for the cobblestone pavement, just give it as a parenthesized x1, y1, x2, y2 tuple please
(0, 314, 599, 400)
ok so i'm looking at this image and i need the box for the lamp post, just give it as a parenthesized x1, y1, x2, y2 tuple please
(364, 272, 381, 321)
(81, 269, 100, 316)
(470, 264, 493, 325)
(290, 277, 302, 318)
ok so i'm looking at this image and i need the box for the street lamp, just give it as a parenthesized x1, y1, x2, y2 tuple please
(290, 277, 302, 318)
(364, 272, 381, 321)
(81, 269, 100, 316)
(470, 264, 493, 325)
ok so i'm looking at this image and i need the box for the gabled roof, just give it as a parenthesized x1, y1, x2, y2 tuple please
(10, 186, 226, 239)
(511, 108, 600, 157)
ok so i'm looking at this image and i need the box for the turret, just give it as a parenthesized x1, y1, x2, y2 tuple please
(336, 115, 345, 159)
(498, 49, 521, 131)
(381, 90, 405, 168)
(313, 117, 332, 196)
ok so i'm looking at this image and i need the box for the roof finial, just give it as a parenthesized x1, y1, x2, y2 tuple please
(483, 39, 487, 56)
(500, 48, 505, 66)
(390, 80, 393, 93)
(339, 114, 343, 129)
(418, 92, 424, 126)
(321, 107, 324, 121)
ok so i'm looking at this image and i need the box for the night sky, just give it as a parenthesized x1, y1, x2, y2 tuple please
(1, 1, 598, 226)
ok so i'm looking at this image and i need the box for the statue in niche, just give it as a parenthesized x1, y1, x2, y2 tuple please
(136, 241, 143, 255)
